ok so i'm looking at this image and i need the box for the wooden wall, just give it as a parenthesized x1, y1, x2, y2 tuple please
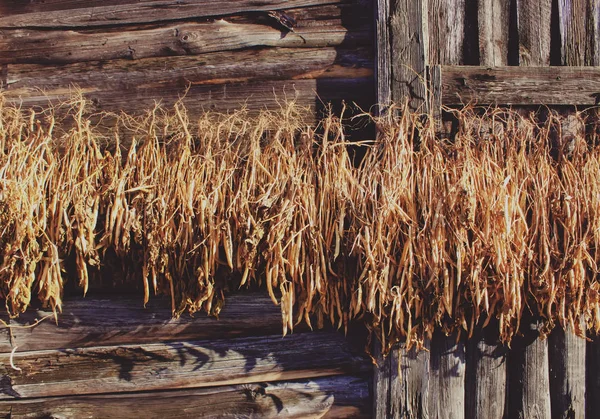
(0, 0, 374, 119)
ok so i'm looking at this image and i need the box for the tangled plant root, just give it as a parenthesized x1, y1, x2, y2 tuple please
(1, 94, 599, 356)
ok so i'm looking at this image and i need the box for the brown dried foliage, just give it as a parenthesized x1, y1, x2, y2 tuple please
(1, 95, 599, 355)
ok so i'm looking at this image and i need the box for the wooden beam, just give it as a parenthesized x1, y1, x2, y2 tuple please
(0, 375, 371, 418)
(429, 332, 466, 419)
(374, 0, 391, 109)
(428, 0, 465, 65)
(516, 0, 552, 66)
(439, 65, 600, 106)
(0, 331, 369, 399)
(0, 1, 344, 28)
(477, 0, 510, 66)
(389, 0, 429, 111)
(0, 9, 370, 65)
(0, 294, 284, 352)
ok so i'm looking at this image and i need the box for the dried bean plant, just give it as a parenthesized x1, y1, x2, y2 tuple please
(0, 94, 599, 356)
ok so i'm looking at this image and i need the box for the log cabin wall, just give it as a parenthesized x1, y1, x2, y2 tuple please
(0, 0, 374, 119)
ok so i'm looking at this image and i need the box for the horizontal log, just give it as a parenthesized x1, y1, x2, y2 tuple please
(0, 375, 371, 418)
(2, 47, 373, 94)
(8, 77, 374, 122)
(439, 65, 600, 105)
(0, 331, 369, 399)
(0, 5, 370, 65)
(0, 1, 346, 28)
(0, 293, 284, 353)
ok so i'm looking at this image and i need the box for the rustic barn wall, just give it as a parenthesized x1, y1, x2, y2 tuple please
(0, 0, 374, 120)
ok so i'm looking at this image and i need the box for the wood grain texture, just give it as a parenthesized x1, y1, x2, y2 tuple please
(0, 294, 285, 353)
(0, 375, 371, 418)
(465, 326, 507, 419)
(1, 47, 373, 101)
(0, 331, 368, 399)
(0, 1, 344, 28)
(592, 0, 600, 65)
(429, 332, 465, 419)
(428, 0, 465, 65)
(440, 65, 600, 105)
(373, 340, 391, 419)
(389, 0, 429, 111)
(516, 0, 552, 65)
(508, 319, 552, 419)
(375, 0, 391, 109)
(0, 5, 371, 65)
(393, 343, 430, 418)
(477, 0, 510, 66)
(548, 323, 586, 419)
(557, 0, 592, 66)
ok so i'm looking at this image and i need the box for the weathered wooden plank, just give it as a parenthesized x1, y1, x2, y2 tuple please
(587, 335, 600, 418)
(0, 1, 345, 28)
(477, 0, 510, 66)
(2, 47, 372, 95)
(0, 294, 285, 353)
(6, 77, 374, 121)
(516, 0, 552, 65)
(428, 0, 465, 65)
(440, 65, 600, 106)
(429, 331, 465, 419)
(393, 343, 430, 418)
(389, 0, 429, 111)
(373, 340, 391, 419)
(0, 331, 368, 399)
(507, 319, 551, 419)
(465, 326, 507, 418)
(0, 5, 370, 65)
(557, 0, 592, 66)
(375, 0, 391, 110)
(592, 0, 600, 65)
(0, 375, 371, 418)
(548, 322, 586, 419)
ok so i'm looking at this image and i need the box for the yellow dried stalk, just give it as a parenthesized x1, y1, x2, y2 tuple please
(0, 94, 599, 356)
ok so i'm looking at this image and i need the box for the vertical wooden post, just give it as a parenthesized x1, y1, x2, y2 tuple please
(429, 331, 466, 419)
(375, 0, 392, 113)
(477, 0, 511, 66)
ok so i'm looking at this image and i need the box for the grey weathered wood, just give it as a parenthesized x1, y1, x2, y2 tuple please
(0, 294, 285, 353)
(7, 77, 373, 121)
(0, 331, 368, 399)
(440, 66, 600, 106)
(389, 0, 429, 111)
(516, 0, 552, 66)
(428, 0, 465, 65)
(508, 319, 552, 419)
(393, 343, 430, 418)
(477, 0, 510, 66)
(429, 331, 465, 419)
(0, 375, 371, 418)
(373, 340, 392, 419)
(548, 322, 586, 419)
(592, 0, 600, 65)
(375, 0, 391, 110)
(587, 335, 600, 418)
(0, 6, 370, 65)
(557, 0, 592, 66)
(465, 326, 507, 419)
(0, 0, 342, 28)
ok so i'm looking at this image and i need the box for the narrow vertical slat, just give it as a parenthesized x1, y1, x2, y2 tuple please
(477, 0, 511, 65)
(391, 343, 431, 418)
(591, 0, 600, 65)
(375, 0, 391, 111)
(508, 319, 552, 419)
(548, 322, 586, 419)
(516, 0, 553, 65)
(429, 332, 465, 419)
(373, 340, 392, 419)
(389, 0, 429, 111)
(428, 0, 465, 65)
(465, 325, 507, 418)
(557, 0, 593, 65)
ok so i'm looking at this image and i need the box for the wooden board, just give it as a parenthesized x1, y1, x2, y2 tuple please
(477, 0, 510, 66)
(439, 65, 600, 106)
(516, 0, 552, 66)
(0, 331, 369, 399)
(389, 0, 429, 111)
(0, 1, 347, 28)
(465, 326, 507, 418)
(0, 375, 371, 418)
(0, 293, 285, 353)
(548, 324, 586, 419)
(0, 5, 371, 65)
(428, 0, 465, 65)
(429, 332, 465, 419)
